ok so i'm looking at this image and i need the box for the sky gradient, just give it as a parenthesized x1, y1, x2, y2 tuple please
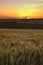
(0, 0, 43, 19)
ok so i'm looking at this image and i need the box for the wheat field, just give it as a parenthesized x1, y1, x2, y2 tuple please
(0, 29, 43, 65)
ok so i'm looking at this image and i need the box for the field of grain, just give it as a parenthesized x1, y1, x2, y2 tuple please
(0, 29, 43, 65)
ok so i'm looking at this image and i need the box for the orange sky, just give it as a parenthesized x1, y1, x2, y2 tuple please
(0, 0, 43, 19)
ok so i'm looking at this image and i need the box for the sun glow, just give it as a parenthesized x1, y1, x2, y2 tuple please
(0, 0, 43, 19)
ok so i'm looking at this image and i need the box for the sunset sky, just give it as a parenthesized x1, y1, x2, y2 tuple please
(0, 0, 43, 19)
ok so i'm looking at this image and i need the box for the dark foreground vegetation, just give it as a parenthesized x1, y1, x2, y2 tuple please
(0, 29, 43, 65)
(0, 18, 43, 29)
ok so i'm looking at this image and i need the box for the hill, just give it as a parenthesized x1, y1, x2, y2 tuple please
(0, 18, 43, 29)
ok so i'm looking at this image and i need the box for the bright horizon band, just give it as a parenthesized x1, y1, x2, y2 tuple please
(0, 0, 43, 19)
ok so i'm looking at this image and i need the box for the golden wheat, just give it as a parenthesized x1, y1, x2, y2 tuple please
(0, 29, 43, 65)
